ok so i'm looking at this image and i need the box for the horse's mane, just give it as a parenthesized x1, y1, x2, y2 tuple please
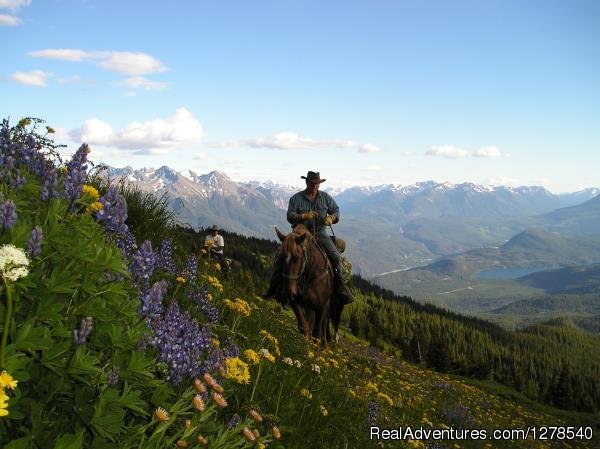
(281, 224, 314, 257)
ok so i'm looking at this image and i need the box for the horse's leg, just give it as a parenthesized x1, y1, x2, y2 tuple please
(291, 300, 310, 339)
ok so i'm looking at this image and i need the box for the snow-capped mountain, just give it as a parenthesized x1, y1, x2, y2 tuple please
(101, 165, 600, 276)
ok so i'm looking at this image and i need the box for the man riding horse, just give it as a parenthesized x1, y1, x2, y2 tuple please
(265, 171, 354, 305)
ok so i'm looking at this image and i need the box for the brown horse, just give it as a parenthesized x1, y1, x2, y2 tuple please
(275, 224, 342, 345)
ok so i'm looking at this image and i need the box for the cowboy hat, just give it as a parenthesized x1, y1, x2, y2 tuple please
(209, 225, 220, 231)
(301, 171, 326, 184)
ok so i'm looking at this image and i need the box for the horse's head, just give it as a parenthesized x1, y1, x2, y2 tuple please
(275, 225, 311, 297)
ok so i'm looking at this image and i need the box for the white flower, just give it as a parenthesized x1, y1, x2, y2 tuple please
(311, 364, 321, 374)
(259, 348, 271, 358)
(294, 360, 302, 368)
(0, 244, 30, 282)
(282, 357, 293, 366)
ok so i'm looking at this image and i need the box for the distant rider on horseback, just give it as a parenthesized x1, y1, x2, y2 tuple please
(265, 171, 354, 305)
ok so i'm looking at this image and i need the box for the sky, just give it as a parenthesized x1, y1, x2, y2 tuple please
(2, 0, 599, 192)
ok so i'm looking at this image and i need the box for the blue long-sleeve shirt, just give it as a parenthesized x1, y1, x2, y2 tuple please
(287, 190, 339, 234)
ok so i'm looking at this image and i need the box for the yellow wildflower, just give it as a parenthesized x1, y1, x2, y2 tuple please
(82, 184, 100, 200)
(214, 263, 221, 271)
(259, 348, 275, 363)
(211, 338, 220, 347)
(257, 443, 266, 449)
(0, 371, 18, 390)
(377, 392, 394, 406)
(223, 298, 251, 316)
(223, 357, 250, 384)
(260, 329, 281, 355)
(176, 276, 186, 283)
(154, 407, 170, 422)
(365, 381, 379, 393)
(299, 388, 312, 399)
(46, 125, 55, 134)
(320, 405, 328, 416)
(86, 201, 104, 214)
(244, 349, 260, 365)
(329, 358, 339, 368)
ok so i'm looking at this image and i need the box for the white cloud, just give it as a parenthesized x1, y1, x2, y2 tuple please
(205, 132, 378, 154)
(11, 70, 50, 86)
(367, 164, 382, 171)
(426, 145, 469, 159)
(0, 0, 31, 10)
(117, 76, 169, 91)
(473, 146, 502, 159)
(70, 108, 204, 153)
(29, 49, 91, 61)
(193, 152, 209, 160)
(359, 143, 382, 153)
(0, 13, 20, 25)
(29, 49, 167, 76)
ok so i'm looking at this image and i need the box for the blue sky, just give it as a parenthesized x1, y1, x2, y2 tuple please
(2, 0, 599, 191)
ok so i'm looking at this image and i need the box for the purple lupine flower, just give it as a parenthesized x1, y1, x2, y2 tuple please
(367, 401, 379, 426)
(96, 185, 128, 234)
(181, 254, 198, 282)
(139, 280, 169, 318)
(40, 160, 58, 201)
(157, 239, 176, 274)
(0, 199, 18, 230)
(107, 366, 120, 387)
(73, 317, 94, 345)
(227, 413, 241, 429)
(63, 143, 89, 205)
(130, 240, 156, 288)
(116, 229, 137, 261)
(27, 225, 43, 257)
(148, 301, 212, 385)
(190, 288, 219, 324)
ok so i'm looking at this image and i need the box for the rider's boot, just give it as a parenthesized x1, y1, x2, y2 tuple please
(333, 262, 354, 305)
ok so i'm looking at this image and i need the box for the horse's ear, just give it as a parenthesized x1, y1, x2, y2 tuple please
(295, 234, 306, 245)
(275, 227, 286, 242)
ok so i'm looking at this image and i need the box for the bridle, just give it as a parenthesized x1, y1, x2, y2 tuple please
(282, 233, 309, 281)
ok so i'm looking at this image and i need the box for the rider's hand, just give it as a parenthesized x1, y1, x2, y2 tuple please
(323, 214, 335, 226)
(300, 211, 318, 220)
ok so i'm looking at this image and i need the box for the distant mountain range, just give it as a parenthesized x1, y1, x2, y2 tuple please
(102, 165, 600, 276)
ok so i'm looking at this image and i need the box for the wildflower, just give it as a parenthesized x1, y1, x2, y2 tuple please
(73, 317, 93, 345)
(367, 401, 379, 426)
(282, 357, 293, 366)
(191, 288, 219, 324)
(329, 358, 339, 368)
(212, 392, 227, 408)
(181, 254, 198, 282)
(311, 364, 321, 374)
(212, 339, 220, 347)
(271, 425, 281, 439)
(154, 407, 170, 422)
(227, 413, 241, 428)
(244, 349, 260, 365)
(158, 239, 176, 274)
(242, 427, 256, 442)
(366, 381, 379, 393)
(185, 419, 192, 429)
(139, 280, 169, 318)
(212, 382, 224, 393)
(224, 357, 250, 384)
(223, 298, 251, 317)
(194, 378, 207, 394)
(64, 143, 89, 206)
(176, 276, 186, 284)
(82, 184, 99, 200)
(96, 185, 129, 234)
(176, 439, 188, 448)
(257, 443, 266, 449)
(377, 392, 394, 406)
(107, 366, 120, 387)
(0, 199, 18, 231)
(130, 240, 156, 288)
(249, 409, 263, 423)
(253, 428, 260, 438)
(214, 263, 221, 271)
(259, 348, 275, 363)
(197, 435, 208, 446)
(294, 359, 302, 368)
(299, 388, 312, 400)
(192, 394, 205, 412)
(0, 244, 29, 282)
(148, 301, 212, 385)
(203, 373, 217, 387)
(259, 329, 280, 354)
(0, 371, 18, 390)
(307, 350, 314, 359)
(46, 125, 55, 134)
(86, 201, 103, 214)
(320, 405, 328, 416)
